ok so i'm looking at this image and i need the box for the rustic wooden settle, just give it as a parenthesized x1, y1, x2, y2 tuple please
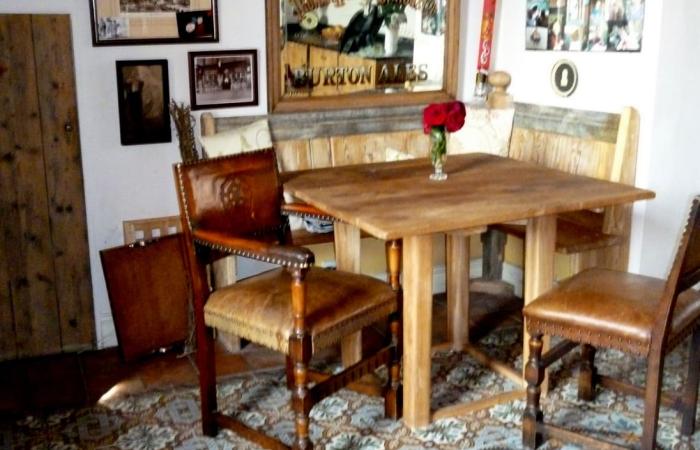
(201, 102, 639, 283)
(492, 104, 639, 278)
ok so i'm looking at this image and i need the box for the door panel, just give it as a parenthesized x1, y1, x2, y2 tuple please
(32, 15, 94, 352)
(0, 14, 94, 359)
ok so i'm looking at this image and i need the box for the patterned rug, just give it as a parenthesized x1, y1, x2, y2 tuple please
(2, 327, 699, 450)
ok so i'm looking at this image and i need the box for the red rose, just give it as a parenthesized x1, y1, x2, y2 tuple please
(423, 103, 448, 133)
(445, 101, 466, 132)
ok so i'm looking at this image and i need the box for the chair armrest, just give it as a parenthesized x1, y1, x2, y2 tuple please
(281, 202, 337, 222)
(192, 229, 315, 269)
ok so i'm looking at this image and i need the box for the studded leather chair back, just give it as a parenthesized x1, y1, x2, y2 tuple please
(656, 195, 700, 342)
(677, 197, 700, 292)
(174, 148, 285, 239)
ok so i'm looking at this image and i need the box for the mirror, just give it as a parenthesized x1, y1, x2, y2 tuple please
(266, 0, 460, 112)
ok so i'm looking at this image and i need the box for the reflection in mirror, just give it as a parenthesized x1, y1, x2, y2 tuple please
(280, 0, 449, 99)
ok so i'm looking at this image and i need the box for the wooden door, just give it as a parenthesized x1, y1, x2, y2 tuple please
(0, 15, 94, 360)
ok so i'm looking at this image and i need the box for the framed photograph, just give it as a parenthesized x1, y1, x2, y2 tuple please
(90, 0, 218, 46)
(525, 0, 644, 52)
(116, 60, 171, 146)
(188, 50, 259, 110)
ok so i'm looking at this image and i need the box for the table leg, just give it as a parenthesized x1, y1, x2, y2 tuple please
(446, 232, 470, 349)
(524, 214, 556, 393)
(402, 234, 433, 428)
(334, 222, 362, 367)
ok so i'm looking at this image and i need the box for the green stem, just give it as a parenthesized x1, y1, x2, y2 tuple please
(430, 126, 446, 164)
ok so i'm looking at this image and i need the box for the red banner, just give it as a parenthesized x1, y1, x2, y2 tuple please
(474, 0, 497, 97)
(477, 0, 497, 72)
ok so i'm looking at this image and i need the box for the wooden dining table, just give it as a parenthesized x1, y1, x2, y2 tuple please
(284, 152, 655, 428)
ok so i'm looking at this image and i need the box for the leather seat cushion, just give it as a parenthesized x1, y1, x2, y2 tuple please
(203, 267, 397, 354)
(524, 268, 700, 354)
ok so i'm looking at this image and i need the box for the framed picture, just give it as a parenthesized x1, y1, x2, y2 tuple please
(188, 50, 259, 110)
(116, 60, 171, 146)
(525, 0, 644, 52)
(90, 0, 218, 46)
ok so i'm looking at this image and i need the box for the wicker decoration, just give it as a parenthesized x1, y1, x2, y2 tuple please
(169, 100, 199, 163)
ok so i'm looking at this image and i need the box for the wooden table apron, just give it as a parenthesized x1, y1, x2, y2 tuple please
(284, 153, 654, 428)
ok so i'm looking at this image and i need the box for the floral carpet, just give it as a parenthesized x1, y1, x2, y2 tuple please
(2, 327, 699, 450)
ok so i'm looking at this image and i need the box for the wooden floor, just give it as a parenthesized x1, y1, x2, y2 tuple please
(0, 288, 521, 419)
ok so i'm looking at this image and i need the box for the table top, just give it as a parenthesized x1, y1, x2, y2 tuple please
(284, 153, 655, 240)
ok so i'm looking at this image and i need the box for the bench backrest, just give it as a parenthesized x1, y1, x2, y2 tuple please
(202, 103, 638, 187)
(509, 104, 639, 186)
(201, 110, 431, 173)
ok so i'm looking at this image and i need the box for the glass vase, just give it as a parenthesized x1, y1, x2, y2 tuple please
(429, 126, 447, 181)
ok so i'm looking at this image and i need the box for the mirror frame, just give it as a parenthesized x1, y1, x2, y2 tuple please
(265, 0, 461, 113)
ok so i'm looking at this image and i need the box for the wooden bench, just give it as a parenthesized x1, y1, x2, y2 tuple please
(202, 101, 639, 281)
(489, 104, 640, 281)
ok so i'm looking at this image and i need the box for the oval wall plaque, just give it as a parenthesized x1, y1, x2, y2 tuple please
(551, 60, 578, 97)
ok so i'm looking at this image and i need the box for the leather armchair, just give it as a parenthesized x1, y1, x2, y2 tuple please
(174, 148, 402, 449)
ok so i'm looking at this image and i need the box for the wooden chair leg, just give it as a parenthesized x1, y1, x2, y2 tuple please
(681, 328, 700, 436)
(578, 344, 597, 401)
(198, 326, 218, 436)
(290, 336, 312, 450)
(385, 312, 402, 419)
(523, 334, 545, 449)
(289, 267, 313, 450)
(384, 239, 402, 419)
(640, 351, 665, 450)
(285, 356, 295, 390)
(386, 239, 402, 291)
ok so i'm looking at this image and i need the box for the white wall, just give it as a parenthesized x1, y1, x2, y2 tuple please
(4, 0, 690, 349)
(488, 0, 665, 275)
(0, 0, 477, 349)
(639, 0, 700, 278)
(0, 0, 268, 347)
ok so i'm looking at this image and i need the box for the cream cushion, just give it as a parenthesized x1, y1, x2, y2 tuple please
(447, 107, 515, 157)
(385, 147, 414, 161)
(200, 119, 272, 157)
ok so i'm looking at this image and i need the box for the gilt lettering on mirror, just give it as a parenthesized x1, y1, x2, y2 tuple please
(274, 0, 452, 105)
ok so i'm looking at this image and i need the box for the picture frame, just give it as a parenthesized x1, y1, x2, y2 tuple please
(188, 50, 259, 110)
(116, 59, 172, 146)
(90, 0, 218, 46)
(265, 0, 460, 113)
(525, 0, 644, 52)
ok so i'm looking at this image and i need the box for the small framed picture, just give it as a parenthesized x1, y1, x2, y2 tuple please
(90, 0, 218, 46)
(115, 59, 171, 146)
(188, 50, 259, 110)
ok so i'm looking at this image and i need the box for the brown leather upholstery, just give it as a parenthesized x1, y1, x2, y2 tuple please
(522, 195, 700, 450)
(176, 148, 285, 238)
(525, 268, 700, 355)
(205, 267, 396, 354)
(173, 148, 402, 449)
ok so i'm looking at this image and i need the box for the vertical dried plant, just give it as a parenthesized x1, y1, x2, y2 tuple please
(169, 100, 199, 163)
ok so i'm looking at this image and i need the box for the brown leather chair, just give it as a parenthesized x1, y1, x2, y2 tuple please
(174, 148, 402, 449)
(522, 195, 700, 450)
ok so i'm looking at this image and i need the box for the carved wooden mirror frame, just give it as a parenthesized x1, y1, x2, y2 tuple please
(265, 0, 461, 113)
